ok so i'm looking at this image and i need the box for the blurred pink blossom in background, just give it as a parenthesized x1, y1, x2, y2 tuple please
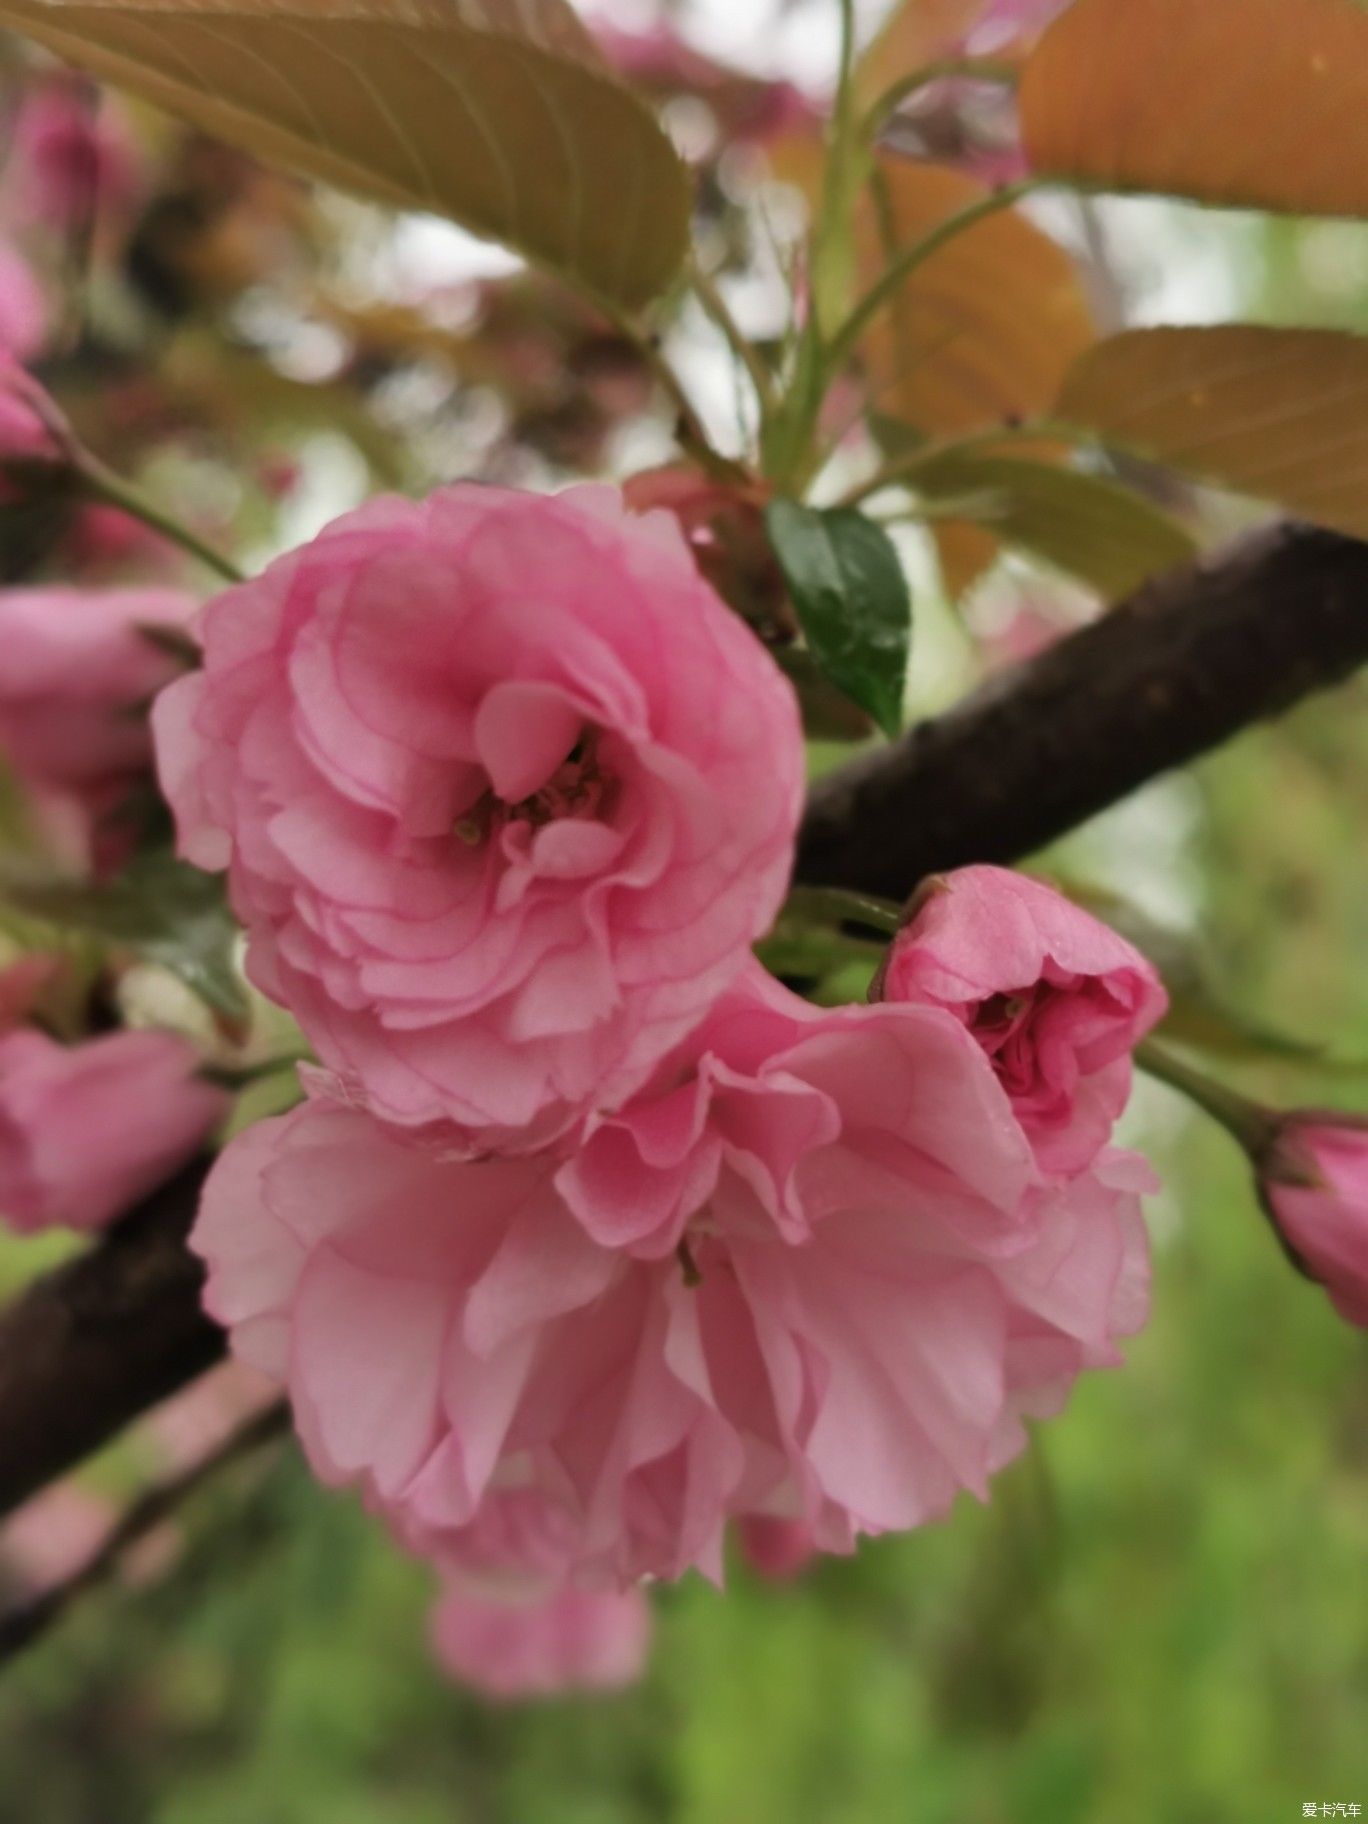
(0, 585, 197, 816)
(0, 1027, 225, 1233)
(431, 1579, 652, 1699)
(5, 78, 141, 233)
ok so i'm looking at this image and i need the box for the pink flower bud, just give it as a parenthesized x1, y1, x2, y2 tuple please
(872, 866, 1167, 1177)
(1259, 1116, 1368, 1326)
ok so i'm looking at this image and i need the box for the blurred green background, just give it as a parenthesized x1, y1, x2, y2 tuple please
(2, 192, 1368, 1824)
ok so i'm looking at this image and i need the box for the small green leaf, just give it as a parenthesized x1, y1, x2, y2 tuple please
(0, 851, 249, 1029)
(765, 501, 911, 738)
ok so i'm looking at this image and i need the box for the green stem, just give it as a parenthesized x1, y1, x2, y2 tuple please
(810, 0, 865, 339)
(200, 1053, 311, 1091)
(1136, 1039, 1278, 1155)
(826, 177, 1047, 379)
(691, 258, 778, 422)
(761, 0, 868, 489)
(584, 284, 738, 482)
(77, 458, 244, 586)
(860, 54, 1020, 145)
(784, 884, 903, 934)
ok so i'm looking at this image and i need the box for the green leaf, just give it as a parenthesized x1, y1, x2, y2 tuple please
(0, 851, 249, 1029)
(765, 501, 912, 738)
(913, 452, 1199, 599)
(0, 0, 690, 309)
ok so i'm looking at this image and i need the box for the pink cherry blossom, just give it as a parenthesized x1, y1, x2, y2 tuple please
(6, 80, 141, 233)
(0, 350, 61, 472)
(872, 867, 1167, 1176)
(0, 1028, 226, 1234)
(0, 244, 46, 363)
(431, 1577, 651, 1699)
(154, 483, 803, 1152)
(1259, 1116, 1368, 1326)
(193, 965, 1152, 1589)
(0, 586, 198, 800)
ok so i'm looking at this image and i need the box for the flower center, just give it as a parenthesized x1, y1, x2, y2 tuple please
(454, 731, 611, 846)
(508, 734, 607, 828)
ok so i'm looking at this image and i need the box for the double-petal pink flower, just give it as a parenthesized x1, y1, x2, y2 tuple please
(194, 962, 1153, 1592)
(155, 483, 803, 1153)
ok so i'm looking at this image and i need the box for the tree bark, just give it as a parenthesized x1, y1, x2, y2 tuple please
(797, 524, 1368, 900)
(0, 1161, 221, 1516)
(2, 522, 1368, 1518)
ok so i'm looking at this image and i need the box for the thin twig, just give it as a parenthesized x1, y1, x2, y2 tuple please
(76, 457, 245, 586)
(691, 258, 778, 421)
(582, 287, 738, 482)
(0, 1399, 290, 1666)
(826, 178, 1047, 377)
(833, 416, 1091, 509)
(1136, 1040, 1276, 1152)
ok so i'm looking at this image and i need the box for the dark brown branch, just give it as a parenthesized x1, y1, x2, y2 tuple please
(1, 522, 1368, 1522)
(797, 524, 1368, 900)
(0, 1400, 288, 1663)
(0, 1160, 222, 1518)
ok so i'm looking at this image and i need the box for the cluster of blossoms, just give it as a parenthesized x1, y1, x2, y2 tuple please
(3, 465, 1366, 1695)
(139, 478, 1175, 1693)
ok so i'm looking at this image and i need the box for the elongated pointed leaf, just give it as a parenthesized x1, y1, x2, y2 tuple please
(0, 0, 690, 308)
(914, 451, 1198, 598)
(766, 501, 911, 738)
(1021, 0, 1368, 219)
(1057, 327, 1368, 539)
